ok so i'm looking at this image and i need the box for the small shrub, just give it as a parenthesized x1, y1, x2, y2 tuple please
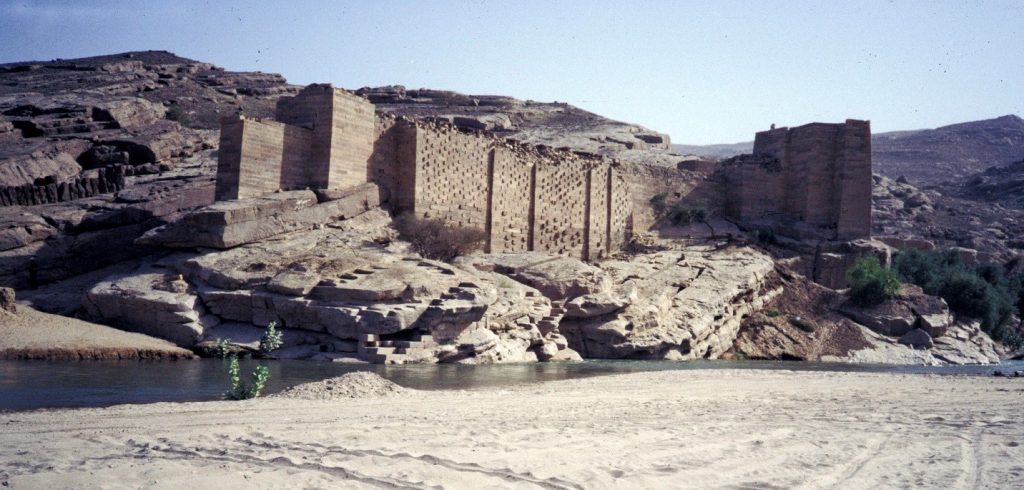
(224, 356, 270, 400)
(847, 256, 901, 307)
(259, 321, 283, 355)
(213, 338, 231, 359)
(165, 103, 191, 127)
(667, 202, 709, 226)
(649, 193, 669, 215)
(789, 315, 816, 333)
(764, 309, 781, 318)
(394, 214, 487, 262)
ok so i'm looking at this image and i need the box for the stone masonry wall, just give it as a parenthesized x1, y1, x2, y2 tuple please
(533, 160, 589, 257)
(216, 85, 633, 260)
(489, 146, 533, 253)
(836, 119, 872, 240)
(410, 126, 491, 229)
(326, 90, 375, 190)
(388, 121, 630, 260)
(721, 119, 872, 240)
(217, 84, 373, 200)
(214, 117, 313, 200)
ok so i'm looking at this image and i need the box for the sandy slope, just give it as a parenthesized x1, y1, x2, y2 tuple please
(1, 369, 1022, 488)
(0, 306, 193, 359)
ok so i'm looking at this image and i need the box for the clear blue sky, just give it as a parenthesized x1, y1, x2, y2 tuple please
(0, 0, 1021, 144)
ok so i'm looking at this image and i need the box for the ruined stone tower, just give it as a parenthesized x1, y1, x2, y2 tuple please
(721, 119, 872, 240)
(215, 84, 375, 200)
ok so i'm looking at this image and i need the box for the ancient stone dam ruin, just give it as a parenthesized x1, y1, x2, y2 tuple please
(717, 119, 872, 240)
(82, 83, 874, 364)
(215, 84, 631, 260)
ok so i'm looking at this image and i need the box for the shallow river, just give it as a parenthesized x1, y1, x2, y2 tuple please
(1, 358, 1022, 411)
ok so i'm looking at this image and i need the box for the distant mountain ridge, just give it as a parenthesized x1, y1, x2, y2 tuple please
(872, 115, 1024, 185)
(675, 115, 1024, 186)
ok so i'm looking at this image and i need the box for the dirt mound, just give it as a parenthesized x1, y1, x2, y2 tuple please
(272, 371, 409, 400)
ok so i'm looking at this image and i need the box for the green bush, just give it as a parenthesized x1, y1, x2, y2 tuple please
(224, 356, 269, 400)
(394, 214, 487, 262)
(846, 256, 901, 306)
(755, 229, 778, 245)
(213, 338, 231, 359)
(892, 249, 1023, 349)
(667, 201, 708, 226)
(259, 321, 283, 355)
(649, 193, 669, 215)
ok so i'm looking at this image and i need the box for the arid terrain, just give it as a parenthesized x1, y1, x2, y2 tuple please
(0, 51, 1022, 367)
(2, 370, 1023, 488)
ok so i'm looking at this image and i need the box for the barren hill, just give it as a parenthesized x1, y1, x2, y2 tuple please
(872, 115, 1024, 185)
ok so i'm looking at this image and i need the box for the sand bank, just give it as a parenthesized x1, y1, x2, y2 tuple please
(0, 305, 194, 360)
(1, 369, 1021, 488)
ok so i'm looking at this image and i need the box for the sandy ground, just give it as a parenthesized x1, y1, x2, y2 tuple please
(0, 306, 193, 359)
(2, 370, 1022, 488)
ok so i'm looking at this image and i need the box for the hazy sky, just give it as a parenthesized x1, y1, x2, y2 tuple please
(0, 0, 1021, 144)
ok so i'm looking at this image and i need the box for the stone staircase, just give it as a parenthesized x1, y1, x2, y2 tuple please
(538, 303, 566, 336)
(357, 333, 438, 364)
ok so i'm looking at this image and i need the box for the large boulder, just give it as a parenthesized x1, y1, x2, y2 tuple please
(564, 290, 633, 318)
(83, 264, 214, 346)
(899, 328, 934, 349)
(559, 247, 780, 360)
(813, 239, 893, 289)
(91, 98, 166, 129)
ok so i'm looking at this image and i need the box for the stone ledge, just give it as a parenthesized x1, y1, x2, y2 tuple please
(136, 182, 381, 249)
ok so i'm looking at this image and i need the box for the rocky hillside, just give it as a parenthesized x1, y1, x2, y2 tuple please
(941, 158, 1024, 209)
(0, 51, 695, 288)
(872, 115, 1024, 185)
(355, 85, 680, 166)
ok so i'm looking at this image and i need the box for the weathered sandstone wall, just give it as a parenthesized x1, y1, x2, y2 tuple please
(217, 84, 633, 260)
(214, 117, 313, 200)
(721, 119, 872, 240)
(388, 121, 630, 260)
(217, 84, 374, 200)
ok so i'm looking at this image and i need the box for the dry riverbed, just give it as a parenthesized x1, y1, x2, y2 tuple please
(1, 369, 1022, 488)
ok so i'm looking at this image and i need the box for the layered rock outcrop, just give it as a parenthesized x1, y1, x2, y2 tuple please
(85, 209, 580, 364)
(554, 247, 779, 359)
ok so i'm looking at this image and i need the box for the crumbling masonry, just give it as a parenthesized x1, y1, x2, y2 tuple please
(215, 84, 631, 260)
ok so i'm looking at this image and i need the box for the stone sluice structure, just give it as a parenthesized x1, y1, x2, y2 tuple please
(216, 84, 632, 260)
(717, 119, 872, 240)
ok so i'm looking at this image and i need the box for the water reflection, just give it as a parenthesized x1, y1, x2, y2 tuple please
(1, 358, 1021, 412)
